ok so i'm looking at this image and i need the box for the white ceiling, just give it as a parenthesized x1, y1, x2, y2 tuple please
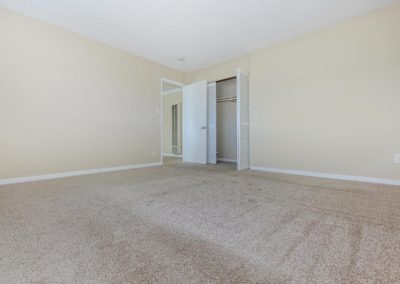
(0, 0, 398, 72)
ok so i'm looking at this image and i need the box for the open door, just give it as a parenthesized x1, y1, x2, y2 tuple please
(207, 82, 217, 164)
(183, 81, 208, 164)
(237, 69, 250, 170)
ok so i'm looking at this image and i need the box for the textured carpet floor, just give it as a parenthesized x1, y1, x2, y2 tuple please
(1, 161, 400, 283)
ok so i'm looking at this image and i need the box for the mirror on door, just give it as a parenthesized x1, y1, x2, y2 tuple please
(161, 79, 184, 165)
(171, 103, 182, 155)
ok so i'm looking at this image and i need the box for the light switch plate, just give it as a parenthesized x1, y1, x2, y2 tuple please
(395, 155, 400, 164)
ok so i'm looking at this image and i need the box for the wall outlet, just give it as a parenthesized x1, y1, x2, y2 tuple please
(395, 155, 400, 164)
(152, 151, 156, 157)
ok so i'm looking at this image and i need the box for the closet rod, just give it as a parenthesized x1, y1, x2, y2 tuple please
(217, 96, 237, 103)
(217, 96, 236, 100)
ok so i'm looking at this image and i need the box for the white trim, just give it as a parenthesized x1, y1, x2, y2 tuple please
(236, 68, 250, 171)
(0, 162, 162, 186)
(162, 153, 183, 158)
(250, 166, 400, 186)
(160, 78, 164, 165)
(218, 158, 237, 163)
(162, 88, 182, 96)
(207, 82, 217, 164)
(161, 78, 185, 88)
(236, 69, 241, 170)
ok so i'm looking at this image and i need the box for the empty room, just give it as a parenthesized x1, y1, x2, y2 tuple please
(1, 0, 400, 283)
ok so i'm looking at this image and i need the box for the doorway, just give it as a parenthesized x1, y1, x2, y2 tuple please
(207, 69, 250, 170)
(216, 78, 237, 165)
(161, 78, 185, 165)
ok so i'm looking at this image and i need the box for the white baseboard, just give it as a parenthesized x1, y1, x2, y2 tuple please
(250, 166, 400, 186)
(218, 158, 237, 163)
(0, 162, 162, 186)
(162, 153, 183, 158)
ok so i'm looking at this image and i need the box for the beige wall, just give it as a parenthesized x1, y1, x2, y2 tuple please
(187, 56, 249, 83)
(189, 4, 400, 180)
(0, 7, 185, 179)
(162, 92, 182, 155)
(2, 4, 399, 181)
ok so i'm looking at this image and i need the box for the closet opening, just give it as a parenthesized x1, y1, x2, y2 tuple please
(216, 77, 237, 165)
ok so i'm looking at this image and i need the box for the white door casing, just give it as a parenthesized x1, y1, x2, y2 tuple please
(207, 82, 217, 164)
(236, 69, 250, 170)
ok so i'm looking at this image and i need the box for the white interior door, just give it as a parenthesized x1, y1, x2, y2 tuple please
(237, 69, 250, 170)
(207, 82, 217, 164)
(183, 81, 208, 164)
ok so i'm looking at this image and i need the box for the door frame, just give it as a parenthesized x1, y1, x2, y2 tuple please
(160, 78, 186, 164)
(236, 68, 250, 170)
(207, 82, 217, 164)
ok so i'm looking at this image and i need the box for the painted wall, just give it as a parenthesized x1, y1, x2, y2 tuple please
(0, 7, 185, 179)
(163, 92, 182, 155)
(189, 4, 400, 180)
(1, 4, 399, 181)
(216, 79, 237, 162)
(187, 56, 249, 83)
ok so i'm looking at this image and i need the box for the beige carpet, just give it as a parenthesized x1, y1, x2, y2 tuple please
(1, 162, 400, 283)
